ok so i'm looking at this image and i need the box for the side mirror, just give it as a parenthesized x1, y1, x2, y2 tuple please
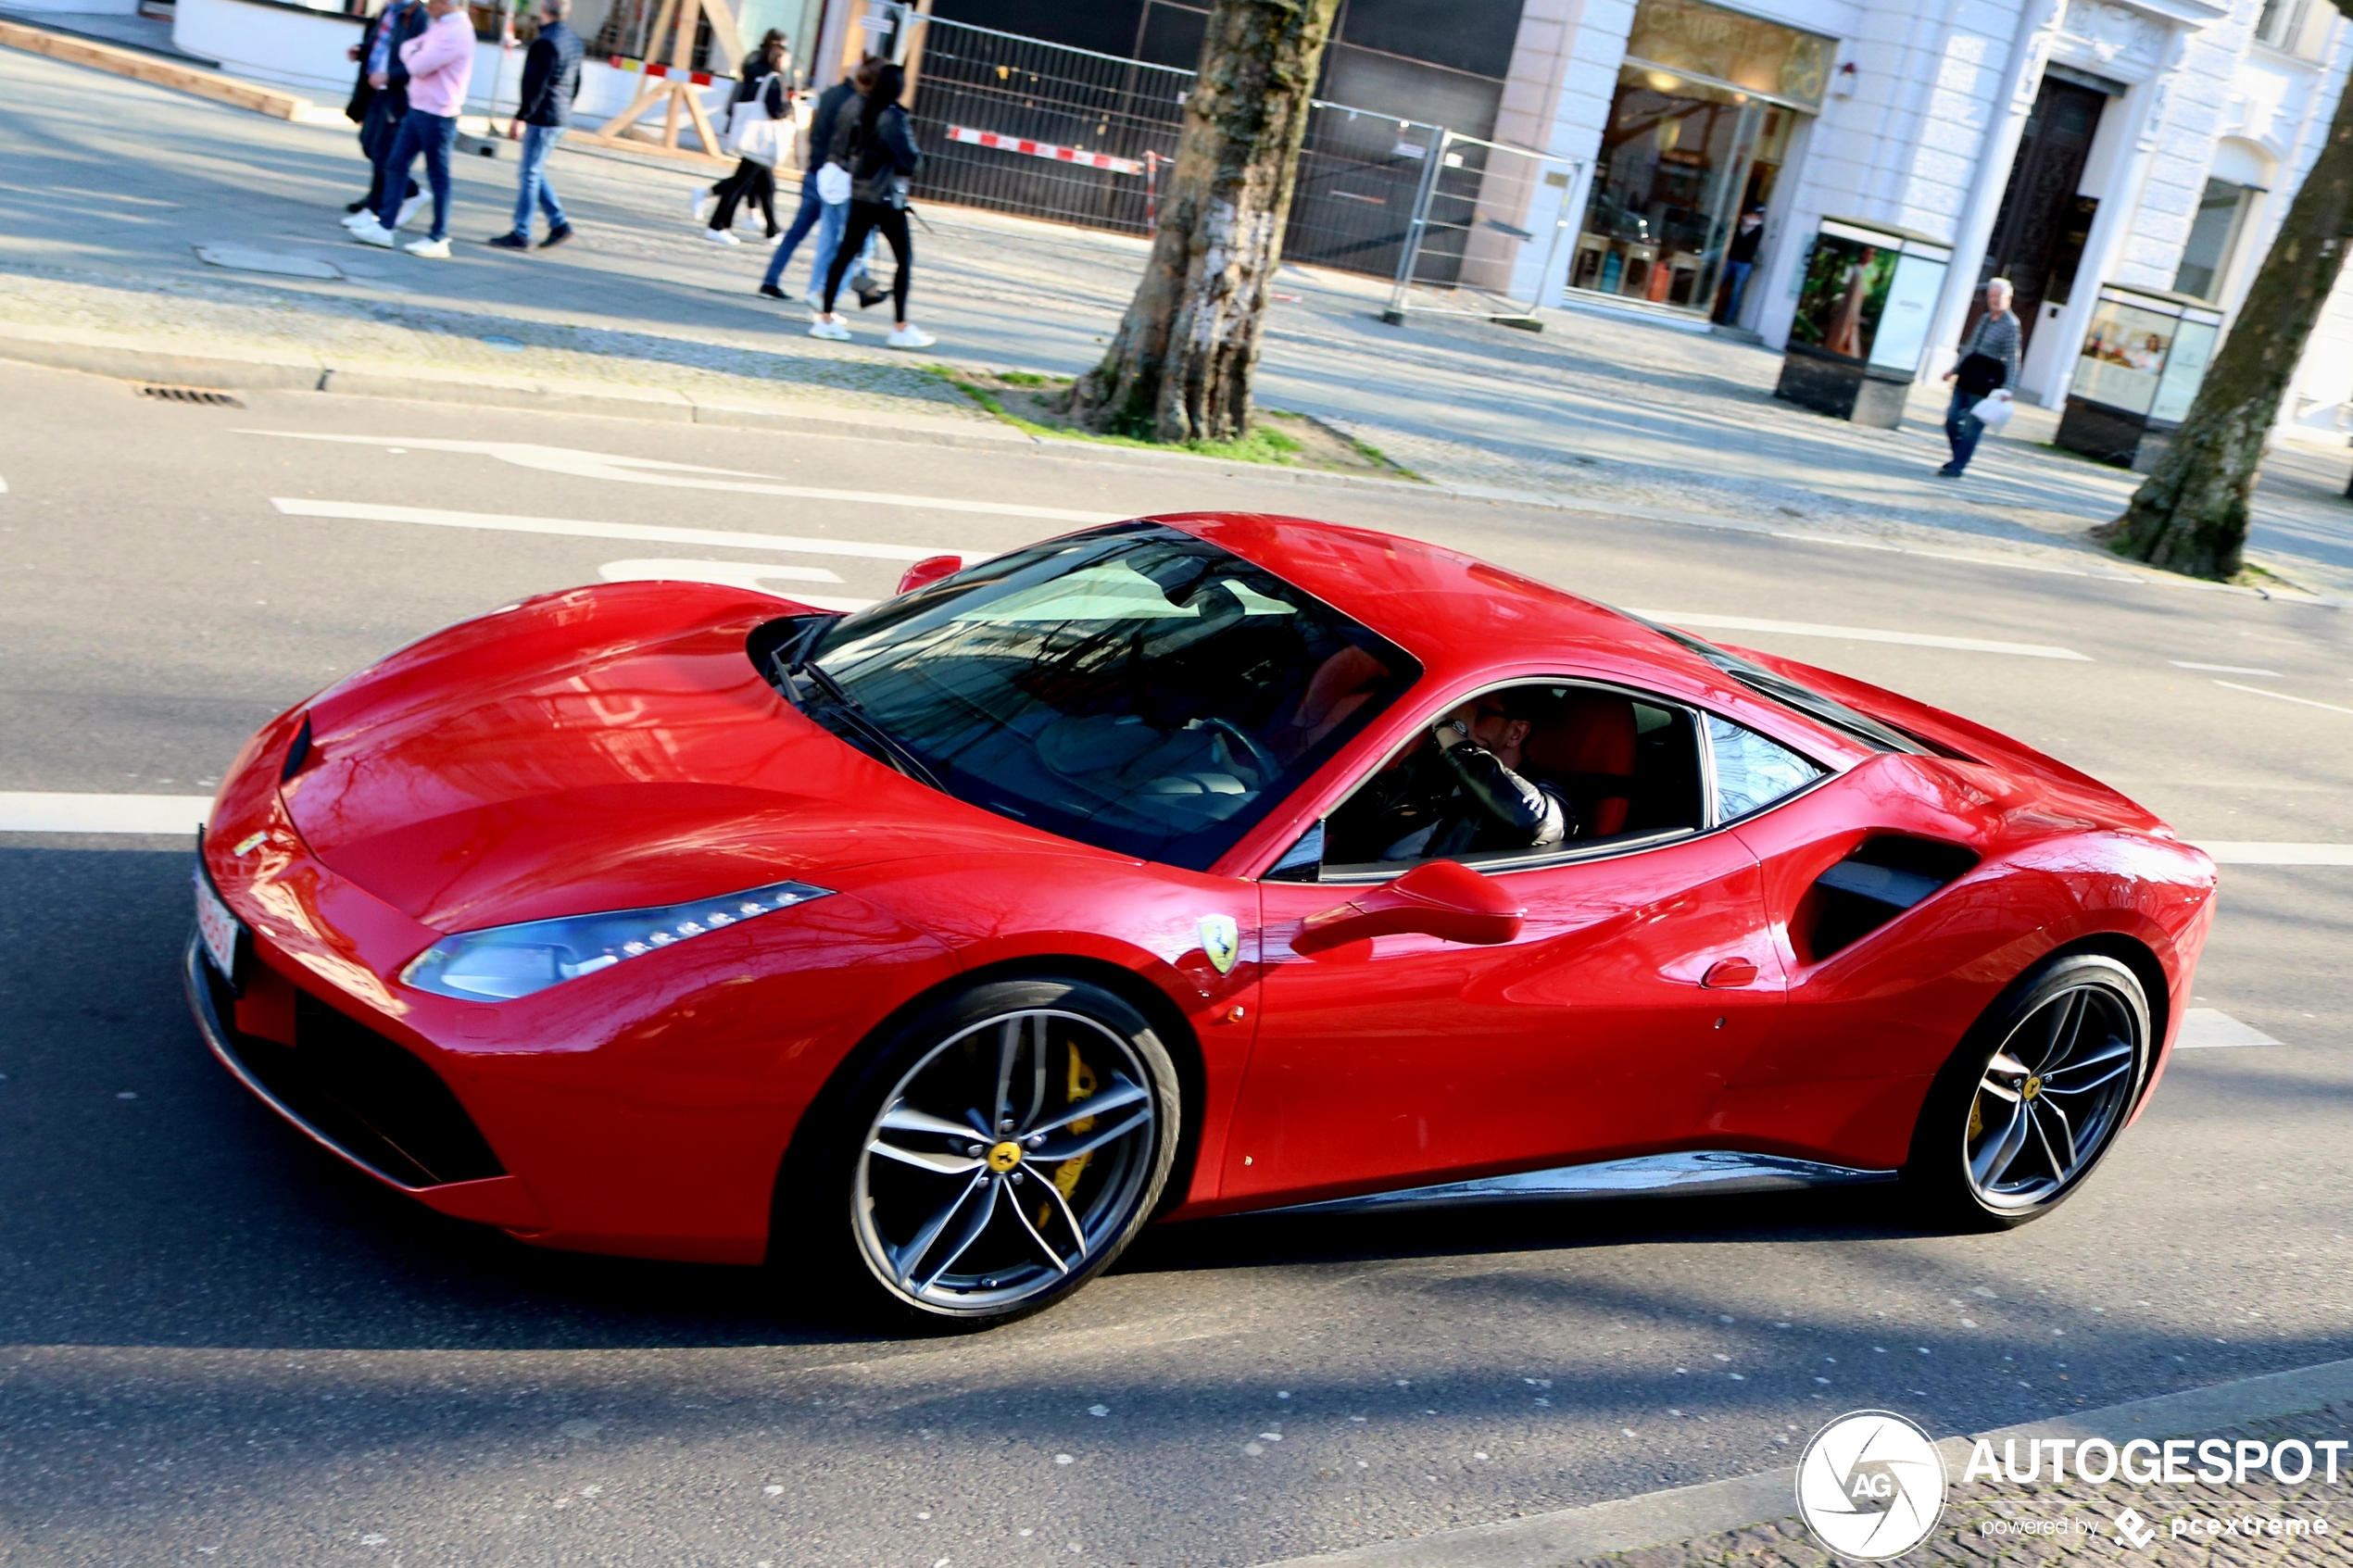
(1290, 859, 1524, 955)
(895, 555, 963, 596)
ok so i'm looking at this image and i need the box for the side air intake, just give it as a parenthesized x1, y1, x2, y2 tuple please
(1804, 835, 1980, 961)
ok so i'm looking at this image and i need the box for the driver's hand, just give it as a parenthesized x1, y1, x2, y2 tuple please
(1434, 701, 1477, 749)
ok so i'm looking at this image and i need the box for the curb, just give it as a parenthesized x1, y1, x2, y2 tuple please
(1254, 1357, 2353, 1568)
(0, 17, 329, 121)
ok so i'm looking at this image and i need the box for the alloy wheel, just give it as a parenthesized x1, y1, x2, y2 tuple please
(1963, 983, 2142, 1210)
(851, 1008, 1160, 1314)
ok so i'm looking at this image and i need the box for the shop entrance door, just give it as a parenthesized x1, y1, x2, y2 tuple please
(1977, 77, 2107, 349)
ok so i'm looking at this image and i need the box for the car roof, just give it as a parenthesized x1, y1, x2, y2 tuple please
(1153, 510, 1715, 688)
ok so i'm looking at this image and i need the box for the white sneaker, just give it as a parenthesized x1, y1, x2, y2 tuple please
(701, 227, 740, 245)
(767, 231, 786, 247)
(691, 190, 712, 224)
(343, 208, 379, 231)
(396, 192, 427, 229)
(404, 235, 451, 258)
(807, 316, 850, 341)
(886, 324, 937, 349)
(351, 222, 397, 248)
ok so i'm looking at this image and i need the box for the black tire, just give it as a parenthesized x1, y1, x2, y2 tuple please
(1903, 952, 2151, 1232)
(778, 975, 1180, 1330)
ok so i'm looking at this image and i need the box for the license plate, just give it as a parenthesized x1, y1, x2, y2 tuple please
(195, 862, 246, 989)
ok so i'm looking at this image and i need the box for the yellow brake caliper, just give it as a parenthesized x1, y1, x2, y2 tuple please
(1968, 1094, 1984, 1142)
(1043, 1045, 1096, 1232)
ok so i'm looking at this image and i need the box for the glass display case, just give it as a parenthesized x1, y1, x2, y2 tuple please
(2056, 282, 2228, 469)
(1773, 217, 1953, 429)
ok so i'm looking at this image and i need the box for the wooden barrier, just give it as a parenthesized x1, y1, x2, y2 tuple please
(0, 18, 321, 120)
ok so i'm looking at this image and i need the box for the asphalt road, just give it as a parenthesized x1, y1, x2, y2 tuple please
(3, 358, 2351, 1568)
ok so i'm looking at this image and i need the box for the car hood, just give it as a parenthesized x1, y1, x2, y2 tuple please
(283, 582, 1050, 931)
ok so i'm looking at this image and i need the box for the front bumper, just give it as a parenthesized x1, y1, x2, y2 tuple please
(184, 932, 549, 1228)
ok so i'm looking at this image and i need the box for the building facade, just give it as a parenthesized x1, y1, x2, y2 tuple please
(906, 0, 2350, 423)
(1511, 0, 2353, 419)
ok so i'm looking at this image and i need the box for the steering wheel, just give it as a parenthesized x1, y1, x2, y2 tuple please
(1200, 716, 1279, 786)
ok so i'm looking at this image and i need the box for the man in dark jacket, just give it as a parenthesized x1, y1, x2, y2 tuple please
(343, 0, 428, 223)
(489, 0, 584, 249)
(756, 56, 879, 304)
(1326, 688, 1573, 865)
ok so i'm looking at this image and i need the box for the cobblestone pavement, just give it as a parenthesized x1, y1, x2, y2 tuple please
(4, 35, 2349, 592)
(1596, 1403, 2353, 1568)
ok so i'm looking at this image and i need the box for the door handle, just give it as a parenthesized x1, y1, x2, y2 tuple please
(1702, 957, 1759, 988)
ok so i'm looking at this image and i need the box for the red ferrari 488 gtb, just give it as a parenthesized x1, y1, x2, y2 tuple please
(189, 514, 2214, 1324)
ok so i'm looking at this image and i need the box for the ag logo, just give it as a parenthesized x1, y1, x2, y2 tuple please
(1794, 1410, 1946, 1560)
(1197, 914, 1240, 975)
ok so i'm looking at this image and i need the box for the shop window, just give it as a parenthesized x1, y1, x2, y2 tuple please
(1569, 0, 1829, 317)
(2172, 179, 2256, 302)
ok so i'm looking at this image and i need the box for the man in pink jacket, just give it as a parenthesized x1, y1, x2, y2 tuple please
(355, 0, 474, 257)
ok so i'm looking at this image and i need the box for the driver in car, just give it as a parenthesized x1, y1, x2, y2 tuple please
(1327, 689, 1573, 864)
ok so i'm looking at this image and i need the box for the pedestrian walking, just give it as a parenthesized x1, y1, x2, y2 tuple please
(341, 0, 427, 231)
(354, 0, 475, 257)
(1937, 279, 2022, 478)
(695, 31, 790, 245)
(1715, 207, 1763, 325)
(811, 63, 935, 348)
(488, 0, 583, 250)
(755, 56, 875, 301)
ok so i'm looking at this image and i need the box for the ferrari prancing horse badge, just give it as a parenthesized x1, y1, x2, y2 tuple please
(1198, 914, 1240, 975)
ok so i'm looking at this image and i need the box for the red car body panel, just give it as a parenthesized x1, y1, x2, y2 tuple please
(190, 515, 2216, 1262)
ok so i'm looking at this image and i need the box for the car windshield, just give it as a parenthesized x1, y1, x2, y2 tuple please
(1639, 620, 1928, 756)
(799, 522, 1420, 870)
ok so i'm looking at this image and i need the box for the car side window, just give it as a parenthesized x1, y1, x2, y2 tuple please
(1704, 713, 1824, 822)
(1302, 681, 1710, 882)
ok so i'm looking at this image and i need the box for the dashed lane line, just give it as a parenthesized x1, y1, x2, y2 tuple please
(269, 499, 978, 565)
(2213, 679, 2353, 717)
(1628, 610, 2090, 661)
(2172, 660, 2281, 675)
(243, 433, 1125, 525)
(2178, 1008, 2284, 1048)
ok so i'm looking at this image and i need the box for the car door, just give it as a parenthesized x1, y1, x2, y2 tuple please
(1216, 685, 1793, 1209)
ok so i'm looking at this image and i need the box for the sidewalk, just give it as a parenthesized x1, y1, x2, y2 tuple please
(4, 33, 2349, 594)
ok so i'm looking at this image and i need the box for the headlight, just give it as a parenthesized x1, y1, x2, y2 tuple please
(401, 880, 833, 1001)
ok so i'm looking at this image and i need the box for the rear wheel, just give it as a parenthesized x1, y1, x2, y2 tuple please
(787, 976, 1179, 1328)
(1905, 953, 2150, 1230)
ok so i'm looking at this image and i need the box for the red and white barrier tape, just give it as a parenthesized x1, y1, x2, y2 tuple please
(945, 125, 1143, 176)
(608, 56, 717, 85)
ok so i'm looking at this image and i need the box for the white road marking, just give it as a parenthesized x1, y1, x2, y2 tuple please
(598, 559, 875, 612)
(243, 433, 1124, 524)
(0, 793, 210, 834)
(270, 499, 969, 564)
(2177, 1008, 2284, 1048)
(1627, 610, 2090, 661)
(2213, 680, 2353, 717)
(0, 474, 9, 493)
(2196, 842, 2353, 865)
(2172, 660, 2280, 675)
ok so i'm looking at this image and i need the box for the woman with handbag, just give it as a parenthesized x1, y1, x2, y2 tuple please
(1938, 279, 2022, 478)
(810, 63, 935, 348)
(696, 31, 790, 245)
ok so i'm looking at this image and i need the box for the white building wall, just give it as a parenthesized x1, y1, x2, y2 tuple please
(1517, 0, 2351, 420)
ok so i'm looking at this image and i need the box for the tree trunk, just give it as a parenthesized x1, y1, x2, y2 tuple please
(2102, 3, 2353, 579)
(1066, 0, 1341, 444)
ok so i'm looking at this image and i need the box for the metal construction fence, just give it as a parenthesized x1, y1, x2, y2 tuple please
(905, 18, 1577, 287)
(1381, 128, 1583, 325)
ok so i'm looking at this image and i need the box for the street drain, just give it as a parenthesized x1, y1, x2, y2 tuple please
(139, 384, 245, 408)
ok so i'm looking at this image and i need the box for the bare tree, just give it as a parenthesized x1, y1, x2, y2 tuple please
(1066, 0, 1342, 444)
(2101, 3, 2353, 579)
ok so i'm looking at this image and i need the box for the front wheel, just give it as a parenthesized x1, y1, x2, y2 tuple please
(786, 976, 1180, 1328)
(1904, 953, 2151, 1230)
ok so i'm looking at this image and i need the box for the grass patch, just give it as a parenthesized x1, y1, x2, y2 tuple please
(925, 366, 1423, 481)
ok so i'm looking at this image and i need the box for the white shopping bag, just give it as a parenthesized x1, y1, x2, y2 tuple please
(1973, 389, 2015, 430)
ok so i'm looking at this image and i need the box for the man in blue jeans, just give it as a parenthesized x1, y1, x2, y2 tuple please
(491, 0, 584, 250)
(757, 58, 874, 305)
(354, 0, 472, 257)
